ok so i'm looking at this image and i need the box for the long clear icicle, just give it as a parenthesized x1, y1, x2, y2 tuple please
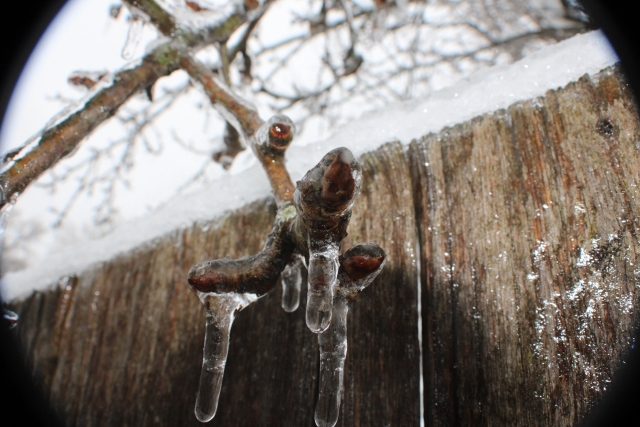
(195, 292, 255, 423)
(306, 240, 339, 333)
(281, 255, 303, 312)
(315, 292, 349, 427)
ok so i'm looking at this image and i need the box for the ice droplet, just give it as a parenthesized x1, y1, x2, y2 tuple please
(281, 255, 303, 312)
(194, 292, 256, 423)
(122, 16, 144, 60)
(315, 292, 348, 427)
(2, 307, 19, 329)
(306, 241, 339, 333)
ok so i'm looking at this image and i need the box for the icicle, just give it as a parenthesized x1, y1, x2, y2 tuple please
(2, 307, 19, 329)
(281, 255, 303, 312)
(122, 16, 144, 60)
(194, 292, 256, 423)
(315, 291, 348, 427)
(314, 242, 386, 427)
(306, 239, 339, 333)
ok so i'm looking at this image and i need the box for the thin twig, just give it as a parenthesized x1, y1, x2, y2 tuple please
(0, 43, 182, 210)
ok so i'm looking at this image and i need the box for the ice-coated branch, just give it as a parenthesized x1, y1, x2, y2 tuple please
(252, 115, 296, 206)
(179, 54, 264, 138)
(188, 208, 296, 296)
(186, 141, 383, 424)
(180, 49, 299, 200)
(123, 0, 264, 139)
(0, 0, 249, 212)
(123, 0, 247, 50)
(291, 147, 362, 333)
(208, 0, 275, 168)
(124, 0, 177, 39)
(125, 0, 274, 169)
(227, 0, 274, 64)
(315, 242, 385, 427)
(188, 148, 363, 301)
(0, 43, 182, 211)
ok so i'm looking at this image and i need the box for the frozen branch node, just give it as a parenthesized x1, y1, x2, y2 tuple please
(294, 147, 362, 231)
(290, 147, 363, 333)
(254, 114, 295, 154)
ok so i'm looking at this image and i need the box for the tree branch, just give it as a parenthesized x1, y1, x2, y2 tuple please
(179, 54, 264, 137)
(0, 44, 182, 210)
(188, 210, 296, 296)
(124, 0, 247, 49)
(0, 1, 249, 211)
(251, 115, 296, 206)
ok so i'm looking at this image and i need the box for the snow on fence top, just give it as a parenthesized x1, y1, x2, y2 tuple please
(0, 30, 618, 301)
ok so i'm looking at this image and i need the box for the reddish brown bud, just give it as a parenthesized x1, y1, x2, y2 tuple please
(269, 123, 293, 149)
(244, 0, 260, 10)
(338, 242, 386, 294)
(186, 1, 208, 12)
(320, 148, 358, 212)
(341, 255, 385, 280)
(294, 147, 361, 237)
(67, 73, 106, 89)
(255, 114, 295, 154)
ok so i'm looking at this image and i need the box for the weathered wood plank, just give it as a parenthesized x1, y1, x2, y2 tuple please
(409, 65, 640, 426)
(340, 141, 421, 426)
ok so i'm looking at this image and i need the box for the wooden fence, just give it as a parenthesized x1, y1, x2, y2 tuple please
(9, 65, 640, 426)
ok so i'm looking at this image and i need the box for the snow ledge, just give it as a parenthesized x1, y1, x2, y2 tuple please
(1, 30, 618, 301)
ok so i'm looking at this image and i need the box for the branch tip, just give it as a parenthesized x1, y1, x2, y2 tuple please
(296, 147, 361, 222)
(338, 242, 386, 295)
(256, 114, 296, 154)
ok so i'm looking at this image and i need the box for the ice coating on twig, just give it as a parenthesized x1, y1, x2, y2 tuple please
(306, 240, 339, 333)
(195, 292, 256, 423)
(122, 16, 144, 60)
(156, 0, 243, 33)
(253, 114, 295, 153)
(281, 254, 303, 312)
(315, 291, 348, 427)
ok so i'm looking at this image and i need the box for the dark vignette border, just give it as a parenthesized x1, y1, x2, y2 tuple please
(1, 1, 640, 426)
